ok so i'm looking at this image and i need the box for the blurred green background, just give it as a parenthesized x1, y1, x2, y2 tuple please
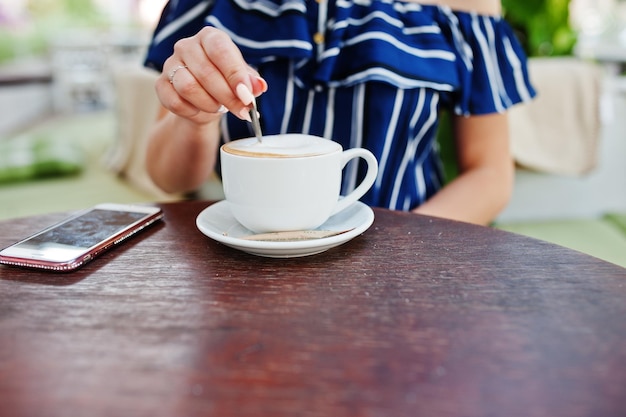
(0, 0, 161, 63)
(502, 0, 577, 57)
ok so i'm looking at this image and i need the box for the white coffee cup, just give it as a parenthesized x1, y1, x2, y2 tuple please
(220, 134, 378, 233)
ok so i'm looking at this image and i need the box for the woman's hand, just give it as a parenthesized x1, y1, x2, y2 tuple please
(146, 27, 267, 194)
(155, 26, 268, 126)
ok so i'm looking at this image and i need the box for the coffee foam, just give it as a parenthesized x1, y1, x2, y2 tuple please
(222, 134, 341, 158)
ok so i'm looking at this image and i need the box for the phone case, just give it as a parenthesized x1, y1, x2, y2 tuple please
(0, 204, 163, 272)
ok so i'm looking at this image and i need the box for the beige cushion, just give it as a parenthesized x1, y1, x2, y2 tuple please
(508, 57, 603, 176)
(105, 63, 182, 200)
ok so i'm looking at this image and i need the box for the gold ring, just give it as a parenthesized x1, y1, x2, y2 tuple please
(168, 65, 188, 84)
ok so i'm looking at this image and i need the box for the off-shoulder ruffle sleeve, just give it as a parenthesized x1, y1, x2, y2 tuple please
(145, 0, 535, 115)
(439, 8, 537, 115)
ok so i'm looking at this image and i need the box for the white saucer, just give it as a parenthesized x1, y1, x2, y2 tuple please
(196, 200, 374, 258)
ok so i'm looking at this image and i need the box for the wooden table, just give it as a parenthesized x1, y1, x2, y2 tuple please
(1, 200, 625, 417)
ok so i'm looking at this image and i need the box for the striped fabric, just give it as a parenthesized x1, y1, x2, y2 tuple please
(145, 0, 535, 211)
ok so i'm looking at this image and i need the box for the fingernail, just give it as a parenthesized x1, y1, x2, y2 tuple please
(236, 83, 254, 105)
(255, 76, 268, 94)
(238, 108, 252, 122)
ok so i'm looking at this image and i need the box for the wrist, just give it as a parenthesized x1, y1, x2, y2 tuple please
(162, 111, 222, 147)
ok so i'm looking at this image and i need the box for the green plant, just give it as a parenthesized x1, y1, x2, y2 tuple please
(26, 0, 107, 31)
(502, 0, 577, 56)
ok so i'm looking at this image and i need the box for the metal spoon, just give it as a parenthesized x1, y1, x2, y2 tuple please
(249, 98, 262, 143)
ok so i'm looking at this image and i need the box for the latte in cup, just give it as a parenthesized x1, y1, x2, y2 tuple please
(220, 134, 378, 233)
(222, 134, 337, 158)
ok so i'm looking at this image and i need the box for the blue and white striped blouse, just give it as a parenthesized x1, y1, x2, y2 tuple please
(145, 0, 536, 211)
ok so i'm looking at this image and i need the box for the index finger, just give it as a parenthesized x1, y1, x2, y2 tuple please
(196, 27, 255, 107)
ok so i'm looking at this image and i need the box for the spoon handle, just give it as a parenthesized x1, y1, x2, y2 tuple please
(249, 98, 263, 143)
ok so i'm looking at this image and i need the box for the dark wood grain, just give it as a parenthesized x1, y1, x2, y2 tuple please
(1, 201, 625, 417)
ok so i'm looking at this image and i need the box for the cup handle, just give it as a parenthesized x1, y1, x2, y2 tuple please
(331, 148, 378, 216)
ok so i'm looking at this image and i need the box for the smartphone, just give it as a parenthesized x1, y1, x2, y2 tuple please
(0, 203, 163, 272)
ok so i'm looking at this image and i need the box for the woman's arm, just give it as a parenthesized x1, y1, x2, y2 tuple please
(145, 107, 222, 194)
(412, 112, 514, 225)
